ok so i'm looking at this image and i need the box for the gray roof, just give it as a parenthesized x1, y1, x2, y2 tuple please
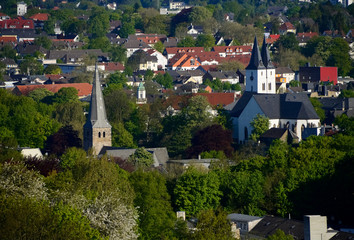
(246, 36, 265, 70)
(84, 65, 111, 129)
(102, 147, 169, 166)
(230, 92, 319, 120)
(276, 67, 294, 74)
(331, 232, 354, 240)
(227, 213, 262, 222)
(250, 216, 304, 239)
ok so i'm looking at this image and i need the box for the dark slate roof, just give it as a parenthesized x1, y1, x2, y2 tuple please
(260, 128, 287, 139)
(230, 92, 319, 120)
(319, 97, 343, 110)
(84, 65, 111, 129)
(246, 36, 265, 70)
(261, 36, 274, 69)
(330, 232, 354, 240)
(229, 91, 254, 117)
(250, 216, 304, 240)
(276, 67, 294, 74)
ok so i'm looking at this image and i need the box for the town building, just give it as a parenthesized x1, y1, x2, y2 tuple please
(17, 2, 27, 16)
(299, 64, 338, 85)
(230, 36, 320, 143)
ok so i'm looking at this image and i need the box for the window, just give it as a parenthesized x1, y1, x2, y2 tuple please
(262, 83, 265, 90)
(269, 83, 271, 90)
(261, 71, 263, 76)
(103, 132, 106, 138)
(98, 132, 101, 138)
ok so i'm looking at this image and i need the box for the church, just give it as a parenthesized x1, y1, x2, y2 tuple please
(230, 36, 321, 143)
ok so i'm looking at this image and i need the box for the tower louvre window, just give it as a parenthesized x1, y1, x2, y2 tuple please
(262, 83, 265, 90)
(103, 132, 106, 138)
(98, 132, 101, 138)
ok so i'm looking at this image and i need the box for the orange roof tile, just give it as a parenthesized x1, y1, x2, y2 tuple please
(29, 13, 50, 21)
(14, 83, 92, 97)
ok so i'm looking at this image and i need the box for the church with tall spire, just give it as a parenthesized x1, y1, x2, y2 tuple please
(83, 65, 112, 154)
(230, 36, 320, 143)
(245, 36, 276, 94)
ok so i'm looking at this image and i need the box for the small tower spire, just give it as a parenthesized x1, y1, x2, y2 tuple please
(246, 36, 265, 70)
(83, 64, 111, 154)
(261, 36, 274, 69)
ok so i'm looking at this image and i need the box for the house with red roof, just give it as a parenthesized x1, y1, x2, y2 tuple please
(29, 13, 49, 21)
(164, 47, 204, 60)
(135, 34, 167, 47)
(0, 13, 10, 20)
(211, 45, 252, 57)
(146, 49, 167, 70)
(279, 22, 296, 35)
(0, 36, 17, 46)
(167, 53, 201, 70)
(266, 34, 280, 45)
(296, 32, 318, 46)
(12, 83, 92, 98)
(0, 18, 34, 29)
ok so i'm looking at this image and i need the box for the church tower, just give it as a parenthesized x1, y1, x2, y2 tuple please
(245, 36, 275, 94)
(83, 65, 111, 154)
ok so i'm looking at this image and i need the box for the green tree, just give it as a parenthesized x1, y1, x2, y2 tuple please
(192, 209, 234, 240)
(327, 38, 351, 77)
(87, 37, 111, 52)
(154, 73, 173, 89)
(339, 89, 354, 98)
(52, 87, 79, 104)
(177, 36, 196, 47)
(110, 45, 127, 63)
(34, 36, 52, 50)
(196, 34, 215, 50)
(250, 114, 269, 141)
(289, 80, 301, 87)
(88, 7, 110, 38)
(111, 122, 136, 148)
(128, 147, 154, 169)
(61, 18, 86, 35)
(129, 170, 176, 239)
(174, 168, 222, 217)
(28, 88, 54, 102)
(44, 64, 62, 74)
(118, 22, 135, 38)
(153, 41, 165, 53)
(189, 6, 212, 24)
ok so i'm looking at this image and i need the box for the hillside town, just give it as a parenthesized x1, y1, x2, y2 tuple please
(0, 0, 354, 239)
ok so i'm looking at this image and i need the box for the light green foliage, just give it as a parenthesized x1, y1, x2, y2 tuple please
(192, 209, 234, 240)
(327, 38, 351, 76)
(104, 89, 135, 123)
(128, 147, 154, 168)
(174, 168, 222, 217)
(60, 147, 87, 171)
(275, 48, 307, 71)
(129, 170, 176, 239)
(250, 114, 270, 141)
(112, 122, 136, 148)
(153, 41, 165, 53)
(218, 61, 245, 71)
(267, 229, 294, 240)
(44, 64, 62, 74)
(201, 150, 227, 159)
(183, 95, 214, 129)
(204, 78, 241, 92)
(309, 98, 325, 123)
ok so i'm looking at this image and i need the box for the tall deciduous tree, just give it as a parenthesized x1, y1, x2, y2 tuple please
(174, 168, 222, 217)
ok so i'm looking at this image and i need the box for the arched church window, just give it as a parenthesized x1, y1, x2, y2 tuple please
(301, 124, 305, 132)
(261, 71, 263, 76)
(103, 132, 106, 138)
(98, 132, 101, 138)
(251, 86, 253, 92)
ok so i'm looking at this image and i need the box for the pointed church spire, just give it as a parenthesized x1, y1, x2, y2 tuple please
(86, 64, 111, 129)
(83, 63, 112, 154)
(246, 36, 265, 70)
(261, 36, 275, 69)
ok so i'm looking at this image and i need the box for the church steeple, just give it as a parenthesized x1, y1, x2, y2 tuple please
(246, 36, 265, 70)
(83, 64, 111, 154)
(261, 36, 274, 69)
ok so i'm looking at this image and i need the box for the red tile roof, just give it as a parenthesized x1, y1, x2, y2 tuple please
(266, 34, 280, 44)
(0, 18, 34, 29)
(0, 36, 17, 43)
(29, 13, 50, 21)
(297, 32, 318, 38)
(165, 47, 204, 55)
(279, 22, 295, 31)
(14, 83, 92, 97)
(45, 74, 64, 80)
(212, 45, 252, 54)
